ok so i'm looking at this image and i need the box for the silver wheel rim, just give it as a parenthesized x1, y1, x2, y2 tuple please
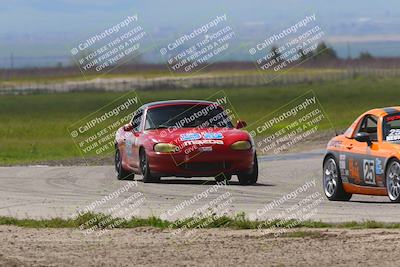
(324, 158, 338, 198)
(387, 161, 400, 201)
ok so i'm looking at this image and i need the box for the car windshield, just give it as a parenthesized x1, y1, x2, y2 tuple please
(145, 104, 234, 130)
(383, 113, 400, 143)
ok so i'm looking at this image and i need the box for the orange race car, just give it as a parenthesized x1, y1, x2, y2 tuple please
(323, 107, 400, 202)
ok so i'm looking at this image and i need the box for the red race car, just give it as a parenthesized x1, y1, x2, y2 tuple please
(114, 100, 258, 185)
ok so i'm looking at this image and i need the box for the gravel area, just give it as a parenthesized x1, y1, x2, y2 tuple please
(1, 226, 399, 266)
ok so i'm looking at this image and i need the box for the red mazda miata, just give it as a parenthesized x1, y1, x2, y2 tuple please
(114, 100, 258, 185)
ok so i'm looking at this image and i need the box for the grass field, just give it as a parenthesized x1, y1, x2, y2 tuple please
(1, 75, 400, 164)
(1, 67, 345, 84)
(1, 212, 400, 230)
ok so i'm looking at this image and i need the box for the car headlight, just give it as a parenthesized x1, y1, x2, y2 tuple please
(154, 143, 180, 153)
(231, 140, 251, 150)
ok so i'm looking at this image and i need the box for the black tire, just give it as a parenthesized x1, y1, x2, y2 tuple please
(385, 159, 400, 202)
(322, 156, 352, 201)
(115, 148, 134, 180)
(215, 173, 232, 183)
(140, 148, 160, 183)
(238, 153, 258, 185)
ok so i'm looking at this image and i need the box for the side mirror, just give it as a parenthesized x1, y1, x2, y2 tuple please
(123, 124, 133, 132)
(236, 120, 247, 129)
(355, 132, 372, 146)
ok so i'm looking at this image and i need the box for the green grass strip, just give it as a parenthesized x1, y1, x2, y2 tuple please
(1, 212, 400, 230)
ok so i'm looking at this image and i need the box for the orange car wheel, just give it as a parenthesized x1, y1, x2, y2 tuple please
(323, 156, 352, 201)
(386, 159, 400, 202)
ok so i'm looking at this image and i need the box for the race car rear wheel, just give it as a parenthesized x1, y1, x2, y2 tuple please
(237, 153, 258, 185)
(140, 148, 160, 183)
(386, 159, 400, 202)
(115, 148, 134, 180)
(323, 156, 352, 201)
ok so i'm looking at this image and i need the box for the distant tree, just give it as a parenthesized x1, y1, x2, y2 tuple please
(314, 42, 337, 60)
(271, 45, 282, 62)
(297, 48, 312, 62)
(359, 51, 373, 60)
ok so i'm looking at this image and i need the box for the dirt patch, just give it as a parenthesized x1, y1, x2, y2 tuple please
(0, 154, 113, 167)
(1, 226, 399, 266)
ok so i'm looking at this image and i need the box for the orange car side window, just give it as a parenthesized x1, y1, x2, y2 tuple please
(356, 115, 378, 141)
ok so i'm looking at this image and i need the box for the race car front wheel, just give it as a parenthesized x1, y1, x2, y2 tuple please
(323, 156, 352, 201)
(115, 148, 134, 180)
(386, 159, 400, 202)
(237, 153, 258, 185)
(140, 148, 160, 183)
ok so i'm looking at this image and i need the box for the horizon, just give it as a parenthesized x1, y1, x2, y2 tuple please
(1, 0, 400, 68)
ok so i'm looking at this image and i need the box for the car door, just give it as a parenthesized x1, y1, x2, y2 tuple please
(346, 114, 380, 186)
(126, 109, 143, 170)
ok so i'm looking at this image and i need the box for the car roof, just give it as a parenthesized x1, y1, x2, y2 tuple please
(343, 106, 400, 139)
(364, 107, 400, 117)
(140, 100, 216, 110)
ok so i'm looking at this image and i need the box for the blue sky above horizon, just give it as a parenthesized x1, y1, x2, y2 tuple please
(1, 0, 400, 66)
(2, 0, 400, 33)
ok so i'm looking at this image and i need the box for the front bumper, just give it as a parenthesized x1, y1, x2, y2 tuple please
(147, 148, 255, 177)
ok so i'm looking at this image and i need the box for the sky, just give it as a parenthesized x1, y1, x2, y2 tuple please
(1, 0, 400, 67)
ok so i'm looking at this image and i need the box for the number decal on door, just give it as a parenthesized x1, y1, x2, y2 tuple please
(363, 159, 376, 185)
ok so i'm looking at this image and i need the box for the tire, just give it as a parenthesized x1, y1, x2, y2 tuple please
(322, 156, 352, 201)
(115, 148, 134, 180)
(238, 153, 258, 185)
(215, 173, 232, 183)
(140, 148, 160, 183)
(385, 159, 400, 202)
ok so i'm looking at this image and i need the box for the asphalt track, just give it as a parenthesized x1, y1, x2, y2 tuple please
(0, 149, 399, 222)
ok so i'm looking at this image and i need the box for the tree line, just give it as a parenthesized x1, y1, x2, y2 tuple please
(270, 41, 374, 62)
